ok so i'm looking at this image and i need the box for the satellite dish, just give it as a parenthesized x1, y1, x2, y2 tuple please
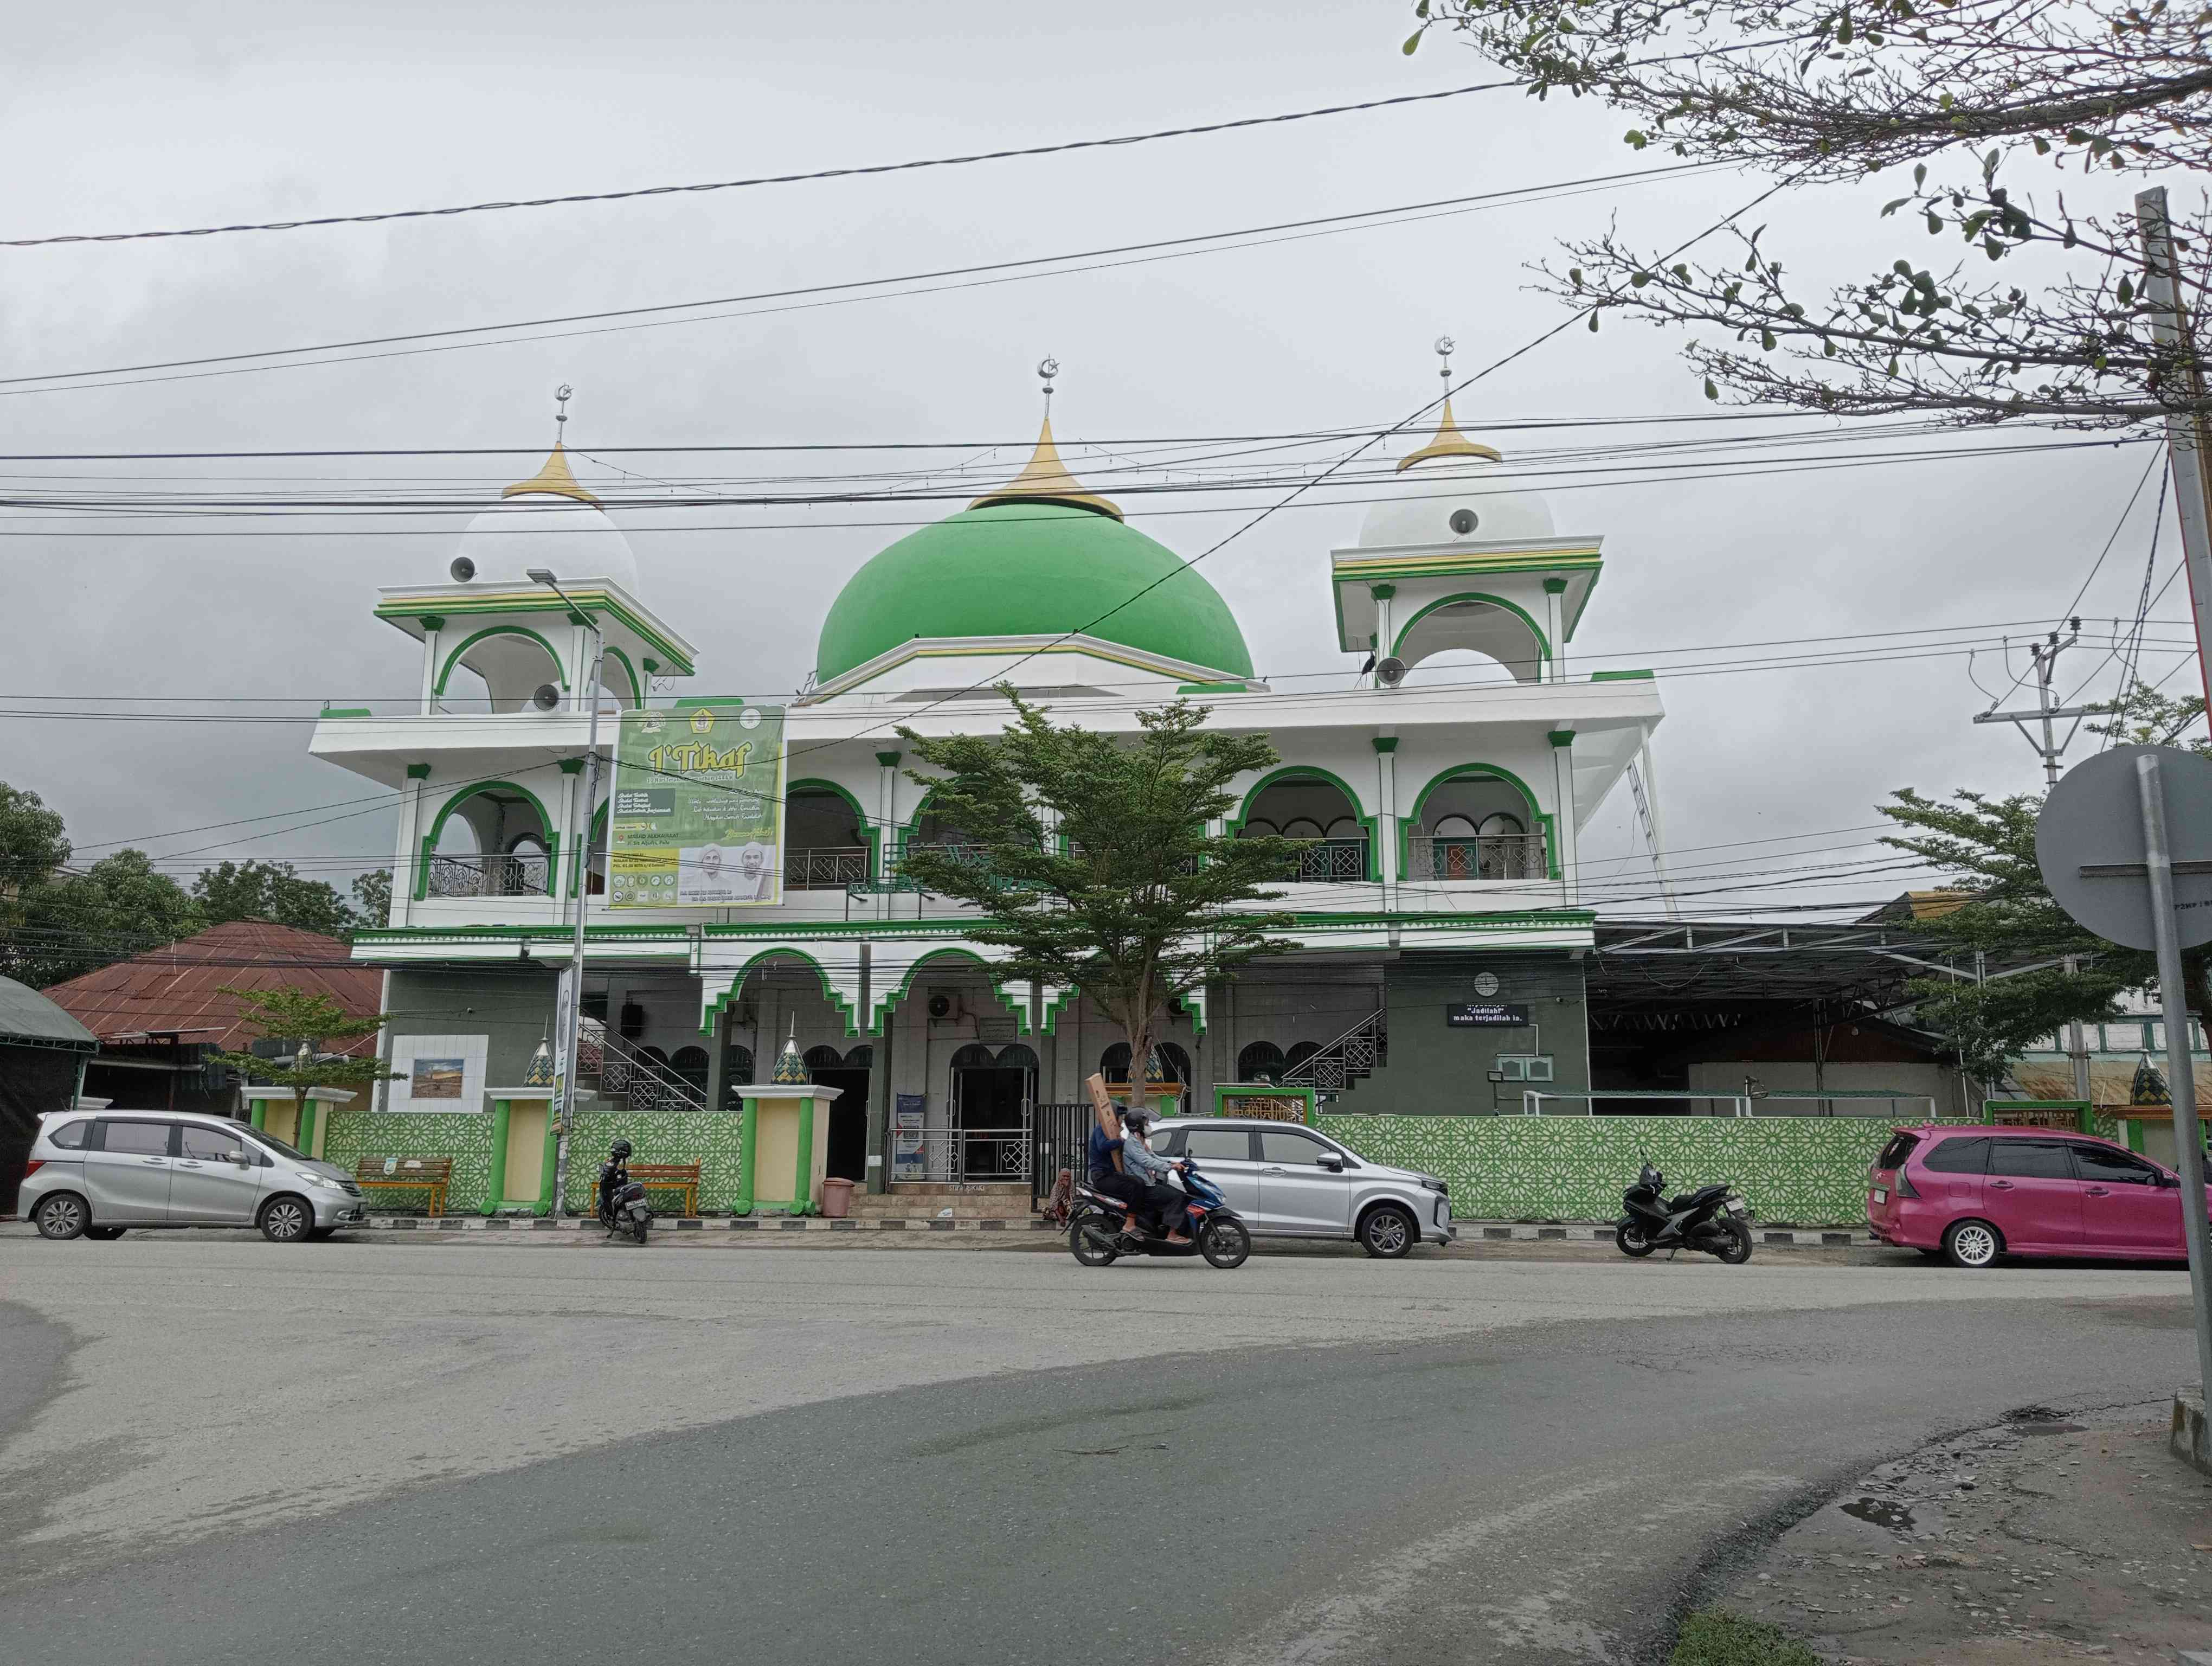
(1374, 656, 1407, 688)
(449, 555, 477, 583)
(531, 684, 562, 712)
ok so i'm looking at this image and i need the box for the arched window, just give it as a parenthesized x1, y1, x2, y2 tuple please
(1477, 811, 1526, 838)
(786, 786, 870, 889)
(1155, 1042, 1192, 1087)
(1098, 1042, 1132, 1084)
(724, 1045, 755, 1084)
(844, 1044, 874, 1069)
(1284, 1041, 1322, 1077)
(804, 1045, 846, 1072)
(1237, 1041, 1285, 1082)
(950, 1042, 997, 1071)
(996, 1043, 1039, 1073)
(641, 1045, 671, 1069)
(1237, 773, 1369, 881)
(671, 1046, 710, 1092)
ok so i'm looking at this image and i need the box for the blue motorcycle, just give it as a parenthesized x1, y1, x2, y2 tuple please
(1069, 1153, 1251, 1269)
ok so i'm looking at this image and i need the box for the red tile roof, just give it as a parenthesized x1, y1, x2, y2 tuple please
(40, 920, 382, 1055)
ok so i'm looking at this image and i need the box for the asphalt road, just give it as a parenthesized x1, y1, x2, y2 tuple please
(0, 1236, 2192, 1664)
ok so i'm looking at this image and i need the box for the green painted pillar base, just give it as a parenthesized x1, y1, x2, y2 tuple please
(483, 1099, 512, 1216)
(735, 1094, 758, 1217)
(793, 1094, 815, 1214)
(248, 1099, 267, 1132)
(539, 1113, 560, 1216)
(297, 1099, 319, 1159)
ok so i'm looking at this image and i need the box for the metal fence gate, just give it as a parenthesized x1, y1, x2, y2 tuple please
(1029, 1102, 1092, 1214)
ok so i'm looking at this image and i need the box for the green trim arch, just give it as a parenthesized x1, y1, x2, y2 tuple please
(872, 946, 1030, 1036)
(1227, 764, 1381, 883)
(1397, 761, 1560, 883)
(600, 646, 642, 708)
(433, 625, 569, 699)
(415, 779, 561, 901)
(1390, 592, 1552, 677)
(786, 777, 881, 880)
(700, 945, 861, 1038)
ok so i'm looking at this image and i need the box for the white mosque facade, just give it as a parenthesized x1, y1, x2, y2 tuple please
(308, 390, 1669, 1187)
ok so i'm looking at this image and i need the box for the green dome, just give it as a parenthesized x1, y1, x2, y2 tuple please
(815, 503, 1254, 685)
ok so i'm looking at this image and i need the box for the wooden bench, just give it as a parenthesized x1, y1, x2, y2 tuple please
(353, 1156, 454, 1216)
(625, 1163, 702, 1217)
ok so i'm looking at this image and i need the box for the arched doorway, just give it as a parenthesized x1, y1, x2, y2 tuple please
(809, 1043, 872, 1182)
(950, 1041, 1032, 1181)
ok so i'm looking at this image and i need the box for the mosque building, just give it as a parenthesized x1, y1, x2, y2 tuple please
(307, 372, 1670, 1198)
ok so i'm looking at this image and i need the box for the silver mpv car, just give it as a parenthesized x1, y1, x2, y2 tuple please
(21, 1110, 369, 1242)
(1147, 1117, 1455, 1257)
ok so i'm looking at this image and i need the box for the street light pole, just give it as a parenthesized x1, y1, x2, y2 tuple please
(529, 568, 605, 1222)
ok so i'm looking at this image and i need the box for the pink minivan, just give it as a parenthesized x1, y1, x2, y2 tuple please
(1867, 1124, 2208, 1268)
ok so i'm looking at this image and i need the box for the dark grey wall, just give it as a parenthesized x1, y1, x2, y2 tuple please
(380, 966, 560, 1109)
(1345, 951, 1589, 1116)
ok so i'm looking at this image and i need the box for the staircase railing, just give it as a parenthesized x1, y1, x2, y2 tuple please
(1282, 1009, 1388, 1094)
(575, 1016, 707, 1113)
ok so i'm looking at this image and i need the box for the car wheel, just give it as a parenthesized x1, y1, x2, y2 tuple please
(1943, 1218, 2002, 1269)
(85, 1226, 128, 1241)
(259, 1195, 313, 1244)
(1358, 1203, 1418, 1260)
(33, 1194, 88, 1240)
(1615, 1222, 1657, 1258)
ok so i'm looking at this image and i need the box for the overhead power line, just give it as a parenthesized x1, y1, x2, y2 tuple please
(1, 78, 1536, 249)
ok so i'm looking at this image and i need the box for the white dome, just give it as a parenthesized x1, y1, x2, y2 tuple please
(1359, 455, 1557, 549)
(448, 492, 640, 595)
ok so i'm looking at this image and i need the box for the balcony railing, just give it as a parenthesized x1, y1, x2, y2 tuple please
(426, 852, 550, 899)
(1405, 834, 1549, 882)
(784, 847, 870, 890)
(1284, 837, 1371, 882)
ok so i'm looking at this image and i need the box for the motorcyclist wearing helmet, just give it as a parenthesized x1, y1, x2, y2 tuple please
(600, 1138, 634, 1222)
(1117, 1105, 1191, 1246)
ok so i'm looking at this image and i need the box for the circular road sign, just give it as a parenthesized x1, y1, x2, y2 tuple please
(2035, 743, 2212, 952)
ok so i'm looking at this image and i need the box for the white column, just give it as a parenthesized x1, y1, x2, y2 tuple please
(395, 767, 429, 924)
(569, 619, 591, 713)
(1543, 580, 1567, 684)
(1373, 735, 1399, 906)
(557, 760, 586, 903)
(876, 750, 902, 922)
(1635, 735, 1680, 921)
(419, 620, 443, 714)
(1371, 584, 1397, 676)
(1548, 730, 1579, 900)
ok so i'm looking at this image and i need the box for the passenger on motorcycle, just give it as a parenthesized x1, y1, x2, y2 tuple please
(1117, 1106, 1191, 1246)
(1087, 1099, 1144, 1235)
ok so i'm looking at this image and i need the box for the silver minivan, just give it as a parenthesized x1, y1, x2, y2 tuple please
(20, 1110, 368, 1242)
(1148, 1118, 1455, 1258)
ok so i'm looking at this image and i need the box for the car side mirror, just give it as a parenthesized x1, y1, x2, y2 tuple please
(1316, 1155, 1346, 1172)
(2160, 1172, 2182, 1188)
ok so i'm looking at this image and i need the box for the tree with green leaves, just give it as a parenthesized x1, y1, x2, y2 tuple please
(15, 850, 204, 988)
(192, 860, 359, 941)
(350, 868, 393, 932)
(895, 693, 1298, 1110)
(1405, 0, 2210, 431)
(0, 783, 70, 901)
(210, 984, 398, 1102)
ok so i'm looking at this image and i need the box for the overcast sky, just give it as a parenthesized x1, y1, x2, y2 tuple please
(0, 0, 2188, 919)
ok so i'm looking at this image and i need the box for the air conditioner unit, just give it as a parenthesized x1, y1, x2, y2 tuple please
(927, 989, 967, 1022)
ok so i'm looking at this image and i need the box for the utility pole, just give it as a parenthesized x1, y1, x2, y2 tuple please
(1974, 624, 2095, 1103)
(2136, 187, 2212, 715)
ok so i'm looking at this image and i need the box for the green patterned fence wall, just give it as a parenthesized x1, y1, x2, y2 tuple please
(321, 1109, 746, 1214)
(1320, 1114, 1912, 1227)
(559, 1110, 746, 1214)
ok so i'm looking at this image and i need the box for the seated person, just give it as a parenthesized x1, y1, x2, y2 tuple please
(1117, 1107, 1190, 1246)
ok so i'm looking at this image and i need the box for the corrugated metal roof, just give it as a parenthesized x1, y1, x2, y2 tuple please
(0, 976, 99, 1048)
(40, 920, 382, 1055)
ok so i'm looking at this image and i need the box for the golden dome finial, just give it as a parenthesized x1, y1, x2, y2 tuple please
(1398, 337, 1503, 472)
(503, 384, 600, 503)
(969, 363, 1122, 520)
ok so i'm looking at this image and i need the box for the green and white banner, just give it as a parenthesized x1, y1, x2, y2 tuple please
(607, 702, 786, 908)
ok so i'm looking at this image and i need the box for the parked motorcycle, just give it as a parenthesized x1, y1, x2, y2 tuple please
(1615, 1159, 1753, 1263)
(598, 1155, 652, 1245)
(1069, 1155, 1250, 1269)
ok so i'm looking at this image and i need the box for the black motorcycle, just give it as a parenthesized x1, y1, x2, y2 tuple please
(598, 1161, 652, 1244)
(1615, 1160, 1753, 1263)
(1069, 1155, 1251, 1269)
